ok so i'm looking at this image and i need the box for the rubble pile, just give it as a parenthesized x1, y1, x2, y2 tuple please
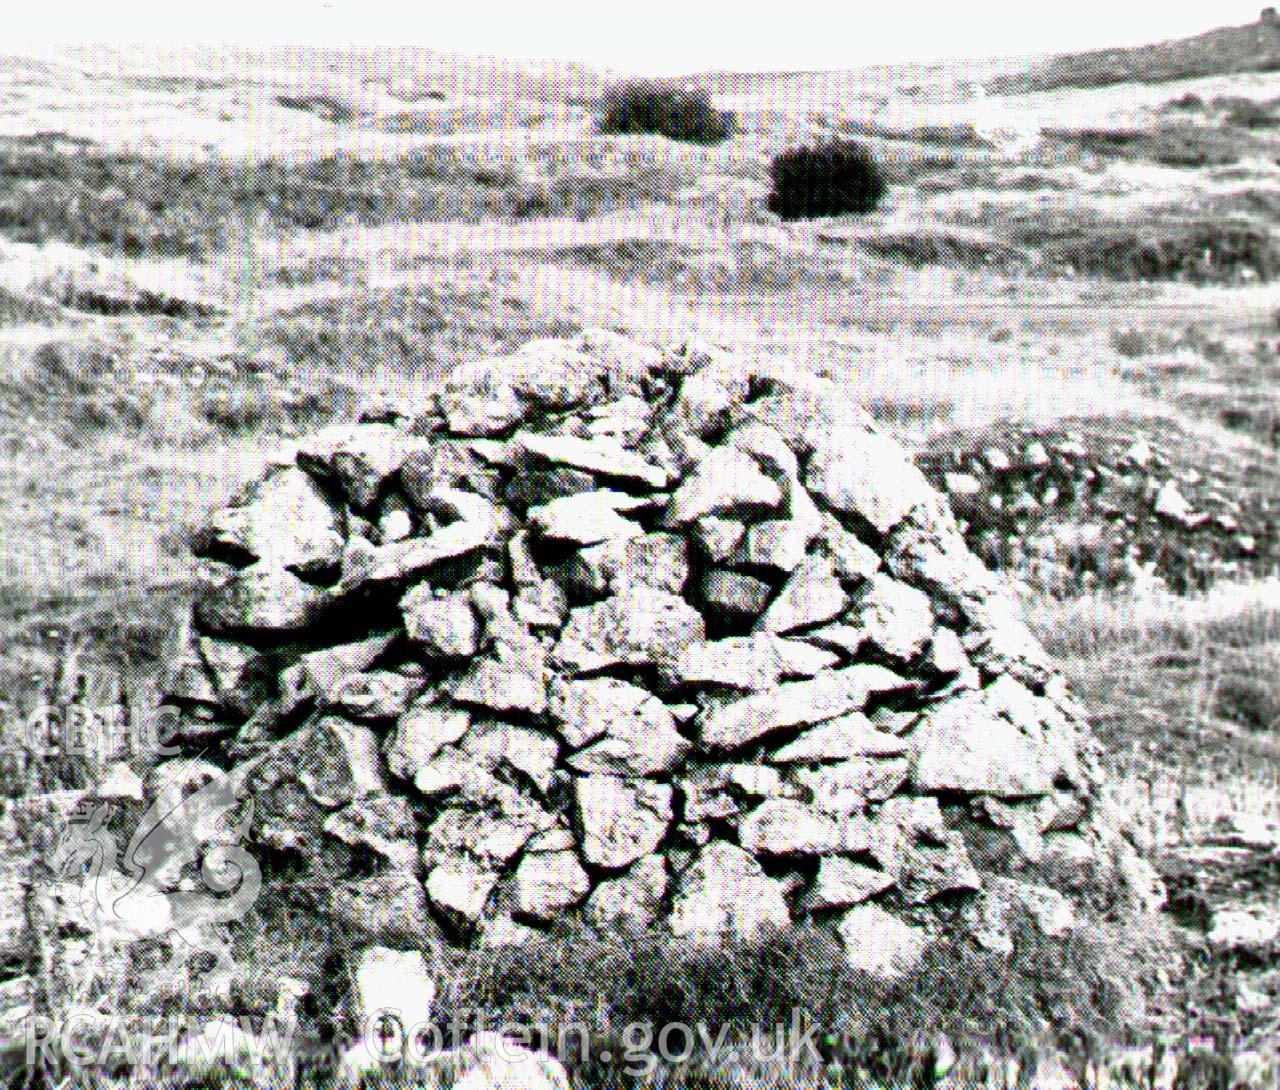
(159, 330, 1145, 979)
(920, 421, 1280, 597)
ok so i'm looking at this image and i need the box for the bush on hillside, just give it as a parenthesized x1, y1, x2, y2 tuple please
(598, 81, 735, 145)
(1222, 95, 1280, 129)
(767, 140, 886, 220)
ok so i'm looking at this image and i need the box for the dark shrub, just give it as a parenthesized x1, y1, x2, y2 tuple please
(767, 140, 886, 220)
(1223, 96, 1279, 129)
(598, 81, 734, 145)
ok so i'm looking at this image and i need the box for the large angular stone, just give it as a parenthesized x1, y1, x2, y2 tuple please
(300, 633, 397, 701)
(583, 394, 652, 444)
(803, 624, 867, 657)
(669, 841, 790, 943)
(961, 599, 1055, 689)
(755, 556, 848, 634)
(849, 574, 935, 662)
(725, 421, 802, 485)
(884, 514, 998, 616)
(513, 579, 569, 631)
(563, 532, 689, 597)
(698, 664, 912, 750)
(504, 465, 596, 513)
(414, 726, 559, 805)
(806, 426, 934, 535)
(671, 368, 747, 438)
(874, 797, 982, 904)
(576, 326, 666, 391)
(735, 518, 814, 573)
(460, 721, 560, 796)
(195, 563, 331, 634)
(445, 585, 548, 715)
(256, 715, 385, 818)
(507, 531, 568, 630)
(988, 877, 1077, 937)
(399, 441, 503, 506)
(196, 636, 273, 717)
(400, 587, 480, 657)
(407, 751, 492, 800)
(679, 765, 744, 823)
(333, 870, 432, 947)
(552, 678, 688, 775)
(665, 446, 784, 525)
(322, 792, 418, 870)
(690, 516, 747, 563)
(528, 490, 648, 546)
(737, 799, 843, 856)
(514, 431, 669, 489)
(508, 337, 605, 399)
(327, 670, 425, 721)
(384, 702, 472, 782)
(574, 776, 673, 870)
(925, 627, 970, 678)
(344, 520, 493, 587)
(446, 654, 547, 717)
(511, 847, 591, 921)
(698, 569, 773, 624)
(412, 486, 512, 534)
(899, 832, 981, 905)
(296, 423, 429, 510)
(553, 588, 704, 674)
(676, 763, 791, 833)
(549, 677, 625, 749)
(584, 854, 668, 929)
(836, 904, 929, 981)
(728, 370, 872, 458)
(193, 463, 343, 575)
(911, 681, 1069, 797)
(823, 517, 882, 582)
(437, 354, 599, 437)
(426, 859, 500, 927)
(665, 635, 837, 692)
(791, 758, 910, 814)
(768, 713, 909, 763)
(974, 796, 1052, 862)
(568, 723, 689, 778)
(163, 618, 221, 708)
(800, 857, 896, 910)
(423, 800, 555, 872)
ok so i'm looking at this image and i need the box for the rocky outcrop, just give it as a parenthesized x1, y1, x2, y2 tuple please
(920, 420, 1280, 597)
(158, 330, 1141, 981)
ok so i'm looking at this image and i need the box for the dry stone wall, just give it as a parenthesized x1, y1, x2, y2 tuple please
(160, 329, 1142, 981)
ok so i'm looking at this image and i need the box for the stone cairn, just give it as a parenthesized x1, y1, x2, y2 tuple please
(161, 328, 1142, 983)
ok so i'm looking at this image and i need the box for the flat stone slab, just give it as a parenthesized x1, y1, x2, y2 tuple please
(514, 431, 670, 489)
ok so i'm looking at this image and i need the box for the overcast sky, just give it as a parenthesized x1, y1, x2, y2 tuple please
(11, 1, 1267, 74)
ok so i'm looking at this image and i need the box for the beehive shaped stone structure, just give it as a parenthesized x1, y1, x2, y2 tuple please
(160, 329, 1149, 980)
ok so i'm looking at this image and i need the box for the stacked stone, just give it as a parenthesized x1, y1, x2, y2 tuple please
(919, 423, 1279, 597)
(161, 329, 1126, 981)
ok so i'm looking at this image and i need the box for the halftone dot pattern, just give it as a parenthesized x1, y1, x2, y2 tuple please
(5, 27, 1275, 1086)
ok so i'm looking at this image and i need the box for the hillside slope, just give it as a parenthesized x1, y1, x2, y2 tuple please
(991, 12, 1280, 93)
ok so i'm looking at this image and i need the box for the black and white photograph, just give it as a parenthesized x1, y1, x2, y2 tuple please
(0, 2, 1277, 1087)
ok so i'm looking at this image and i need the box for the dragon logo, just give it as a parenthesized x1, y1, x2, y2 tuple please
(50, 759, 263, 999)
